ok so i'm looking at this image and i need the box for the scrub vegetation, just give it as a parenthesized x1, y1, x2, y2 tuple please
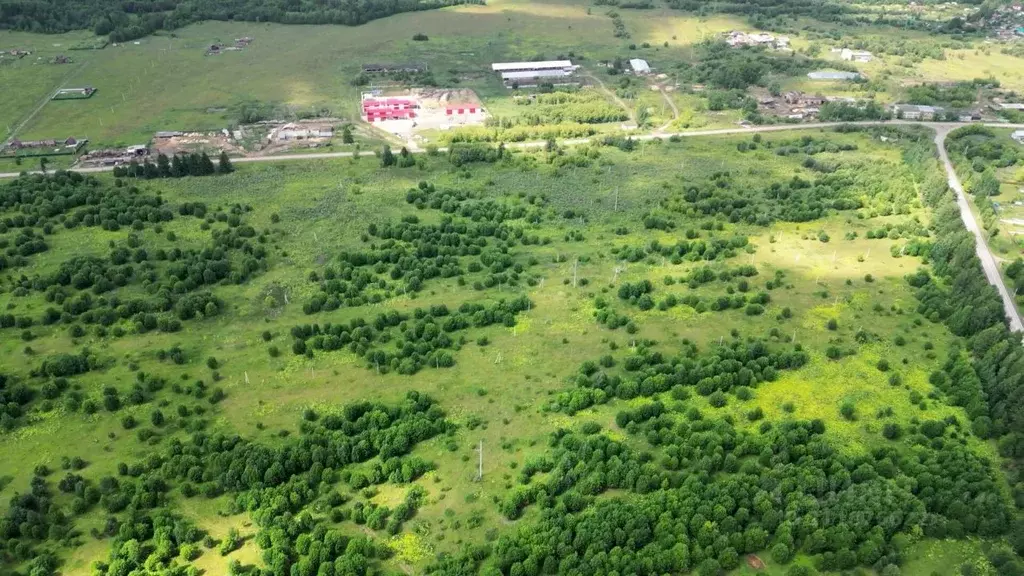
(2, 125, 1024, 576)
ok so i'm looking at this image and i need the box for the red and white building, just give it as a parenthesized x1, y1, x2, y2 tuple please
(362, 97, 419, 122)
(445, 104, 479, 116)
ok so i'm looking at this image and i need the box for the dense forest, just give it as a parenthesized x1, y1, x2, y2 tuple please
(0, 0, 480, 41)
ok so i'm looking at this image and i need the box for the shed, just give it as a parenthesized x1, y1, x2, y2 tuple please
(628, 58, 650, 74)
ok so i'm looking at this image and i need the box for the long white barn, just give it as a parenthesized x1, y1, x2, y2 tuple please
(491, 60, 573, 73)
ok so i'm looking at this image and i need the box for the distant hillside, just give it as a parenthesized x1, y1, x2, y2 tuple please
(0, 0, 481, 42)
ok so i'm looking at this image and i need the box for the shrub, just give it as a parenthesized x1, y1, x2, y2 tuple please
(708, 391, 727, 408)
(840, 401, 856, 421)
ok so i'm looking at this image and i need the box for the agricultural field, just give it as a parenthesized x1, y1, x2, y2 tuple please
(2, 124, 1024, 576)
(1, 0, 1024, 152)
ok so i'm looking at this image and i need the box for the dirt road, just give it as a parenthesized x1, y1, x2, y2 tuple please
(656, 88, 680, 133)
(582, 73, 634, 125)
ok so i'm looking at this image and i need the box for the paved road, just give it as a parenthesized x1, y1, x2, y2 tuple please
(3, 119, 1023, 332)
(933, 126, 1024, 332)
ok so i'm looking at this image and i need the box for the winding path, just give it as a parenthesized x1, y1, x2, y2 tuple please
(2, 119, 1022, 332)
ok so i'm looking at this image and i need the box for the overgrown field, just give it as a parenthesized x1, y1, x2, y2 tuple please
(2, 126, 1024, 576)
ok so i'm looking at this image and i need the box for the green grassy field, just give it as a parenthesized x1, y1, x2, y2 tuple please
(0, 125, 1017, 575)
(1, 0, 1020, 152)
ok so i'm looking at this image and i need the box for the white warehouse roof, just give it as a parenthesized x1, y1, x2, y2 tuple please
(492, 60, 572, 71)
(501, 70, 571, 80)
(629, 58, 650, 73)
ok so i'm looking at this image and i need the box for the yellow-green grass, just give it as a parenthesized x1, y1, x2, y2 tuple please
(917, 48, 1024, 92)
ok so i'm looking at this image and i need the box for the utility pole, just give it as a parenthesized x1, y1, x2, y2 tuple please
(476, 440, 483, 482)
(573, 258, 579, 287)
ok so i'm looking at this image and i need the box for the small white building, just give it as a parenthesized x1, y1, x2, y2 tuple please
(1012, 130, 1024, 144)
(628, 58, 651, 74)
(840, 48, 873, 62)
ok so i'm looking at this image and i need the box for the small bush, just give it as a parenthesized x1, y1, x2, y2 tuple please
(839, 401, 856, 421)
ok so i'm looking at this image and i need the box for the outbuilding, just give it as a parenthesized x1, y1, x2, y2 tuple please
(628, 58, 650, 74)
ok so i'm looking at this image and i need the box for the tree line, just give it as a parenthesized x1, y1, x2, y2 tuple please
(112, 151, 233, 180)
(0, 0, 480, 42)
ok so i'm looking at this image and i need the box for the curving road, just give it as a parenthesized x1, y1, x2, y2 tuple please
(3, 119, 1023, 331)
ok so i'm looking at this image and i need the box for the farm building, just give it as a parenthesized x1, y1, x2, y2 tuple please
(3, 136, 85, 155)
(891, 104, 945, 120)
(629, 58, 651, 74)
(996, 102, 1024, 111)
(1013, 130, 1024, 144)
(52, 86, 96, 100)
(492, 60, 578, 86)
(500, 69, 574, 87)
(807, 71, 861, 81)
(491, 60, 573, 73)
(362, 63, 426, 73)
(840, 49, 873, 62)
(276, 124, 333, 141)
(362, 97, 419, 121)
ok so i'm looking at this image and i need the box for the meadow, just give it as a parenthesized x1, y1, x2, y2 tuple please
(0, 124, 1020, 576)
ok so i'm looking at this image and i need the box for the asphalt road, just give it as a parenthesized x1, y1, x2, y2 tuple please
(3, 119, 1023, 332)
(933, 126, 1024, 332)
